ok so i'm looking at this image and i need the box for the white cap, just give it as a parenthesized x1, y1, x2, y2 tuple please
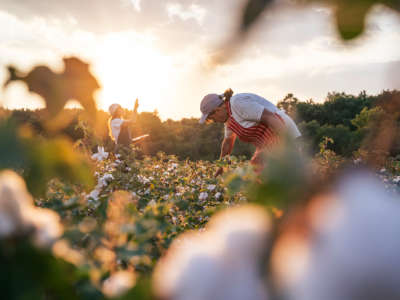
(199, 94, 223, 124)
(108, 103, 121, 116)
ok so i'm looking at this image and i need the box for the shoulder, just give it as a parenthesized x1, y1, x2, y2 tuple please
(230, 93, 271, 106)
(231, 93, 255, 109)
(230, 93, 266, 115)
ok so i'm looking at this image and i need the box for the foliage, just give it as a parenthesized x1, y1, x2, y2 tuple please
(0, 119, 93, 196)
(4, 57, 99, 130)
(0, 239, 102, 300)
(44, 150, 248, 278)
(351, 106, 385, 130)
(1, 1, 400, 292)
(4, 89, 399, 160)
(239, 0, 400, 40)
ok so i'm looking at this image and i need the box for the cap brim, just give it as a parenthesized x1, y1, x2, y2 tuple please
(199, 113, 209, 124)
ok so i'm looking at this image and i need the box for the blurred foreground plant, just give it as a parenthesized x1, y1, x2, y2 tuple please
(3, 57, 99, 131)
(0, 119, 93, 196)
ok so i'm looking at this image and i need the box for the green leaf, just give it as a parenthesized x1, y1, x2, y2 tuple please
(335, 0, 374, 40)
(240, 0, 274, 33)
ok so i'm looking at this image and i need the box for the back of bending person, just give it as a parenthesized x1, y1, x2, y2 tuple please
(199, 89, 301, 174)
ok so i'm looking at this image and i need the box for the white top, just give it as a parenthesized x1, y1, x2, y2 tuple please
(224, 93, 301, 138)
(110, 118, 124, 142)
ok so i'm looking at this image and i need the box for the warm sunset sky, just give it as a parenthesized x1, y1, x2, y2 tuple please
(0, 0, 399, 120)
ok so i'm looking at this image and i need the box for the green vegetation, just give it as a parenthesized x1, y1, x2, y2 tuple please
(3, 89, 399, 160)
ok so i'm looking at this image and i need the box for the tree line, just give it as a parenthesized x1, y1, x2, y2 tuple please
(2, 89, 399, 160)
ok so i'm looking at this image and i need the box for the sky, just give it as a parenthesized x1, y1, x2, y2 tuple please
(0, 0, 399, 120)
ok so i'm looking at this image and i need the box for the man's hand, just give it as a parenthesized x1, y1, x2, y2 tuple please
(134, 98, 139, 113)
(215, 167, 224, 177)
(220, 135, 236, 159)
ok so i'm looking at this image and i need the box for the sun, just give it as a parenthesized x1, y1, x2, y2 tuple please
(93, 34, 173, 114)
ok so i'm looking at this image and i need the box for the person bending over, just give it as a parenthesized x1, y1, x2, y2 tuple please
(199, 89, 301, 175)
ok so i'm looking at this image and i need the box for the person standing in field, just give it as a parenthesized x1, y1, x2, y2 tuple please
(108, 99, 139, 148)
(199, 89, 301, 175)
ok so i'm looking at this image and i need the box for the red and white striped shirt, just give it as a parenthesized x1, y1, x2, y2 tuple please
(224, 93, 300, 149)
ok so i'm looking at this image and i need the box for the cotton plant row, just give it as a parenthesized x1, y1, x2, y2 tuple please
(44, 147, 251, 284)
(88, 147, 247, 213)
(2, 144, 400, 299)
(353, 156, 400, 194)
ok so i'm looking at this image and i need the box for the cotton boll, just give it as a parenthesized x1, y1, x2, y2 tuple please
(91, 146, 109, 162)
(0, 211, 18, 237)
(0, 171, 33, 206)
(0, 170, 63, 247)
(148, 199, 156, 207)
(153, 231, 225, 300)
(0, 171, 34, 237)
(209, 205, 271, 264)
(52, 239, 84, 265)
(102, 271, 136, 298)
(23, 207, 63, 248)
(99, 173, 114, 186)
(153, 205, 270, 300)
(198, 192, 208, 201)
(288, 170, 400, 300)
(210, 206, 270, 300)
(207, 184, 216, 191)
(212, 264, 268, 300)
(87, 187, 101, 201)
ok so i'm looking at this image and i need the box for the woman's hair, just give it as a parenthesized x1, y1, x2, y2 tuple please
(108, 117, 116, 142)
(221, 88, 234, 102)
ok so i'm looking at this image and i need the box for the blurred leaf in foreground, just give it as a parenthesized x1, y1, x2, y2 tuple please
(240, 0, 275, 33)
(239, 0, 400, 40)
(0, 239, 103, 300)
(225, 136, 311, 212)
(0, 119, 93, 196)
(212, 0, 400, 66)
(3, 57, 100, 131)
(334, 0, 374, 40)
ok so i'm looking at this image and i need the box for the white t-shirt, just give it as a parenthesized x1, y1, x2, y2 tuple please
(224, 93, 301, 138)
(110, 118, 124, 142)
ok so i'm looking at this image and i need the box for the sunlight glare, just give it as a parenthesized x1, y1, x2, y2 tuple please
(94, 34, 172, 114)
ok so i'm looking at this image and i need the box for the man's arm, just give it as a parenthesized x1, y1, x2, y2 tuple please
(220, 134, 236, 159)
(134, 98, 139, 114)
(215, 134, 236, 177)
(124, 99, 139, 124)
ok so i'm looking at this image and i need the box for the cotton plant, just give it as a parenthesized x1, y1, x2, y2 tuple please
(91, 146, 109, 162)
(19, 139, 400, 300)
(86, 172, 115, 206)
(44, 150, 251, 288)
(198, 192, 208, 202)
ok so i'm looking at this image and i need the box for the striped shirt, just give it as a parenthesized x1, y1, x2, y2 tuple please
(224, 93, 301, 148)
